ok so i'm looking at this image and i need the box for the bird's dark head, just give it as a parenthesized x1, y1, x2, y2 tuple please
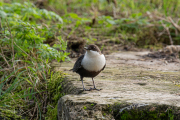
(84, 45, 101, 53)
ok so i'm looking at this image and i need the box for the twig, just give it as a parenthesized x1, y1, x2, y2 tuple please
(20, 107, 34, 116)
(168, 17, 180, 32)
(166, 27, 173, 45)
(13, 42, 29, 56)
(48, 6, 59, 15)
(61, 31, 69, 36)
(0, 18, 11, 68)
(0, 46, 11, 68)
(43, 93, 48, 113)
(0, 18, 2, 35)
(101, 39, 111, 43)
(0, 67, 14, 72)
(155, 16, 169, 22)
(161, 22, 173, 45)
(30, 103, 37, 120)
(113, 4, 116, 18)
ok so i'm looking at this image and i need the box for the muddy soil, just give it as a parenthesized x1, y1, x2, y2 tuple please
(53, 50, 180, 120)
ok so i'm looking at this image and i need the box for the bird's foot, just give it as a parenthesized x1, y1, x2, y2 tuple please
(91, 87, 102, 91)
(83, 88, 92, 91)
(83, 87, 102, 91)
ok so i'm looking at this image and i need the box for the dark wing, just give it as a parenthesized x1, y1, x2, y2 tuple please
(72, 55, 84, 72)
(101, 63, 106, 71)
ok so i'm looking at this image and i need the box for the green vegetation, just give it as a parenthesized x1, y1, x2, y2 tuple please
(45, 72, 66, 120)
(47, 0, 180, 50)
(1, 0, 180, 119)
(0, 1, 68, 119)
(118, 109, 174, 120)
(91, 104, 94, 106)
(112, 104, 177, 120)
(83, 106, 87, 110)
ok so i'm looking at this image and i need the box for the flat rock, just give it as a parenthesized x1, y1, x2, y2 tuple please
(53, 51, 180, 120)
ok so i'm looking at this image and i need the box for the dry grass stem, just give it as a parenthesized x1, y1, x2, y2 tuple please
(5, 18, 15, 72)
(168, 17, 180, 32)
(0, 47, 10, 68)
(161, 23, 173, 45)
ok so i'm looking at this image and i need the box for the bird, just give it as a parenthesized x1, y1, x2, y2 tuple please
(71, 44, 106, 91)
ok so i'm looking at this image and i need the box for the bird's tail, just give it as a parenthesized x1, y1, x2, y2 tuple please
(69, 69, 73, 71)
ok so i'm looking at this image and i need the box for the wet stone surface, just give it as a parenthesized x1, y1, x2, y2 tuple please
(53, 51, 180, 120)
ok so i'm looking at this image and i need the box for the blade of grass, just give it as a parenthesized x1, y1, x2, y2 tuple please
(0, 70, 26, 99)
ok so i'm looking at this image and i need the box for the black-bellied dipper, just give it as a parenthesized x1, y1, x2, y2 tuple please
(72, 44, 106, 91)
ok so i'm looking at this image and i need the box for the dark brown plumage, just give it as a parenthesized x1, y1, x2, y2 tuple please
(72, 45, 106, 91)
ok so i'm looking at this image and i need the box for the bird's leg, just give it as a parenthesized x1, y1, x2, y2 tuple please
(92, 78, 101, 91)
(81, 76, 91, 91)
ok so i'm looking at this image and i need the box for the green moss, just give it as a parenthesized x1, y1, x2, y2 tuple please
(176, 85, 180, 87)
(116, 108, 174, 120)
(45, 104, 58, 120)
(83, 106, 87, 110)
(110, 103, 179, 120)
(0, 93, 25, 119)
(0, 108, 22, 120)
(119, 110, 158, 120)
(45, 71, 66, 119)
(91, 104, 94, 106)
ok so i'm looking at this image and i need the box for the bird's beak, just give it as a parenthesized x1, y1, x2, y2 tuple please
(84, 47, 88, 50)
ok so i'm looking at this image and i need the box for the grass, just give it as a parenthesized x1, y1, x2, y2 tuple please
(0, 1, 69, 119)
(0, 0, 180, 119)
(46, 0, 180, 50)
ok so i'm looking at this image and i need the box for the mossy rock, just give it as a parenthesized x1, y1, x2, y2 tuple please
(112, 103, 180, 120)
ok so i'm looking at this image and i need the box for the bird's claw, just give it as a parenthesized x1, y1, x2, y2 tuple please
(92, 87, 102, 91)
(83, 87, 101, 91)
(83, 88, 92, 91)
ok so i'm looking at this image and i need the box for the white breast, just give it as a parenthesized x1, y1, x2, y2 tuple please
(81, 50, 106, 72)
